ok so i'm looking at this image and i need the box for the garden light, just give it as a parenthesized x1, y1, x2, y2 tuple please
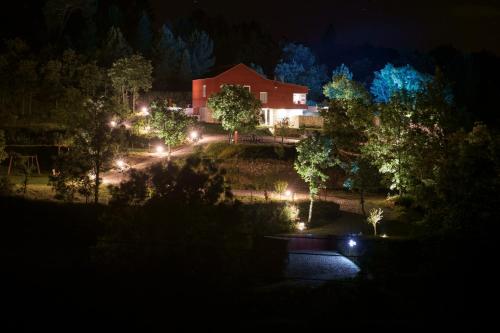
(296, 222, 305, 231)
(155, 145, 164, 154)
(190, 131, 199, 140)
(140, 106, 149, 116)
(348, 239, 357, 248)
(116, 159, 125, 169)
(381, 234, 388, 238)
(110, 120, 117, 127)
(285, 190, 292, 197)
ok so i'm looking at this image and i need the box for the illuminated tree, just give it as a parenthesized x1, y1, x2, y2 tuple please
(74, 97, 122, 204)
(207, 85, 262, 143)
(275, 117, 290, 144)
(370, 63, 431, 103)
(322, 64, 376, 213)
(274, 180, 288, 199)
(150, 99, 193, 160)
(108, 54, 152, 112)
(294, 133, 338, 224)
(323, 64, 370, 104)
(275, 43, 328, 101)
(367, 208, 383, 236)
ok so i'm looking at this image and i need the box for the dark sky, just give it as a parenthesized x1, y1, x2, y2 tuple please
(151, 0, 500, 53)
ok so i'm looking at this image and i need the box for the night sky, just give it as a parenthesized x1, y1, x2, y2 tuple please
(152, 0, 500, 54)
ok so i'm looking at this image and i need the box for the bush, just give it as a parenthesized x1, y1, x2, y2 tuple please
(204, 143, 296, 160)
(241, 202, 298, 236)
(394, 194, 416, 208)
(0, 176, 14, 196)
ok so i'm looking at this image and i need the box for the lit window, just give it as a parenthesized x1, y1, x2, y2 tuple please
(243, 85, 251, 92)
(202, 84, 206, 97)
(293, 93, 306, 105)
(260, 92, 268, 103)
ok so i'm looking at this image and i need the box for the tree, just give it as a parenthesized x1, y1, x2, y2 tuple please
(367, 208, 383, 236)
(207, 85, 262, 144)
(275, 43, 328, 101)
(188, 30, 215, 78)
(370, 63, 431, 103)
(153, 25, 184, 88)
(274, 117, 290, 144)
(343, 158, 382, 216)
(178, 49, 192, 84)
(421, 123, 500, 231)
(294, 133, 338, 224)
(108, 54, 153, 112)
(73, 97, 121, 204)
(150, 99, 193, 160)
(250, 63, 266, 77)
(323, 64, 370, 103)
(134, 11, 153, 57)
(109, 155, 232, 206)
(362, 92, 415, 194)
(101, 26, 132, 66)
(322, 64, 376, 213)
(0, 130, 7, 163)
(49, 150, 94, 203)
(274, 180, 288, 199)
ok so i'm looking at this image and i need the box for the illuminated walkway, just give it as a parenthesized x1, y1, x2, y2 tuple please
(285, 250, 360, 282)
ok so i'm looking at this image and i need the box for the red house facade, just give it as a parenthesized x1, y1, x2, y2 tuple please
(192, 64, 319, 127)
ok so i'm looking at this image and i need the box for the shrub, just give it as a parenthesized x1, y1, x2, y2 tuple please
(394, 194, 415, 208)
(274, 180, 288, 198)
(204, 143, 295, 160)
(0, 176, 14, 196)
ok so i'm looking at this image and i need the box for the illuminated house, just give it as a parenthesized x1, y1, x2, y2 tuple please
(192, 64, 322, 128)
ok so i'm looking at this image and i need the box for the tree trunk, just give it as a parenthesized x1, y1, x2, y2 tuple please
(308, 194, 314, 224)
(28, 92, 32, 116)
(234, 130, 238, 144)
(360, 188, 366, 216)
(373, 223, 377, 236)
(132, 90, 137, 113)
(167, 145, 171, 161)
(94, 159, 100, 204)
(228, 132, 232, 144)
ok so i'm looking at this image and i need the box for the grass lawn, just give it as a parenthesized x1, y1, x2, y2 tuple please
(1, 170, 111, 204)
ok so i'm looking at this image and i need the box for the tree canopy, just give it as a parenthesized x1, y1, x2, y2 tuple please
(275, 43, 328, 101)
(150, 99, 194, 159)
(207, 85, 262, 142)
(370, 63, 431, 103)
(294, 133, 338, 223)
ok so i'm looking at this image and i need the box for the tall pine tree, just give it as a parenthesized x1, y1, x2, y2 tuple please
(188, 30, 215, 78)
(153, 25, 182, 89)
(178, 49, 192, 85)
(101, 26, 132, 66)
(134, 11, 153, 57)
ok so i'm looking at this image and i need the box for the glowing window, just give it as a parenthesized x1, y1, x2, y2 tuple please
(260, 92, 268, 103)
(293, 93, 306, 105)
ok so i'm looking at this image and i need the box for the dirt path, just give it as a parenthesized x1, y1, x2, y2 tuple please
(102, 134, 299, 185)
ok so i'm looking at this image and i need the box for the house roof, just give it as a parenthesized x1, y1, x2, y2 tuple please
(198, 63, 309, 91)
